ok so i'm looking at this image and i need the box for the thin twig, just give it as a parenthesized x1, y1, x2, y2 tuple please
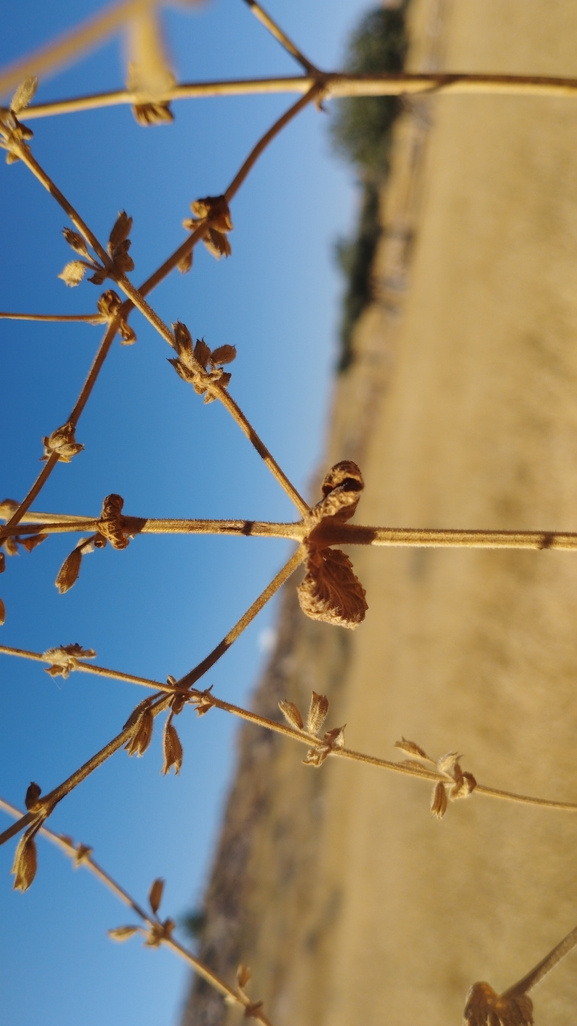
(0, 798, 275, 1026)
(0, 318, 120, 541)
(20, 71, 577, 121)
(2, 636, 576, 815)
(241, 0, 319, 76)
(225, 83, 322, 203)
(503, 924, 577, 997)
(0, 311, 102, 323)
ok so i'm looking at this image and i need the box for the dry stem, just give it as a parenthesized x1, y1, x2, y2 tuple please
(20, 71, 577, 121)
(1, 638, 576, 815)
(241, 0, 319, 76)
(0, 311, 102, 322)
(0, 797, 275, 1026)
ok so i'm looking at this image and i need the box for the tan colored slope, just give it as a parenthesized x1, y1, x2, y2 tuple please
(183, 2, 577, 1024)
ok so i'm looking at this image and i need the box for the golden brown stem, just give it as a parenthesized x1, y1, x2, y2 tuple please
(0, 797, 275, 1026)
(241, 0, 319, 75)
(503, 924, 577, 997)
(21, 71, 577, 121)
(0, 311, 102, 322)
(2, 639, 576, 815)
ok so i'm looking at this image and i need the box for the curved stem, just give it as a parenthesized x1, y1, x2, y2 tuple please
(0, 311, 102, 323)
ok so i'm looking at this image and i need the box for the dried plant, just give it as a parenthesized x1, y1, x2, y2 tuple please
(2, 2, 577, 1023)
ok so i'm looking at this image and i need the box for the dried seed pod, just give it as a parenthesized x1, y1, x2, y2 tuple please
(311, 460, 365, 525)
(162, 719, 183, 775)
(24, 782, 42, 810)
(278, 700, 304, 731)
(63, 227, 91, 258)
(451, 771, 477, 801)
(55, 547, 83, 594)
(108, 211, 133, 255)
(125, 708, 154, 757)
(0, 597, 5, 625)
(210, 344, 236, 366)
(108, 925, 139, 942)
(12, 827, 38, 892)
(237, 964, 252, 989)
(10, 76, 38, 114)
(394, 738, 430, 761)
(431, 781, 448, 820)
(43, 643, 96, 678)
(298, 546, 367, 629)
(19, 533, 48, 553)
(307, 692, 329, 735)
(302, 743, 330, 768)
(41, 421, 84, 463)
(194, 338, 211, 368)
(437, 751, 461, 776)
(148, 877, 164, 915)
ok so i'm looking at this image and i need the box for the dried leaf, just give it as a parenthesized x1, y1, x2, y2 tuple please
(59, 260, 88, 287)
(307, 691, 329, 735)
(177, 248, 193, 274)
(125, 708, 154, 757)
(210, 344, 236, 366)
(204, 228, 231, 260)
(55, 548, 82, 594)
(237, 964, 252, 989)
(278, 700, 304, 731)
(394, 738, 430, 761)
(324, 725, 346, 749)
(11, 76, 38, 114)
(12, 828, 38, 892)
(437, 751, 460, 776)
(298, 546, 367, 629)
(24, 782, 42, 810)
(463, 982, 534, 1026)
(431, 781, 448, 819)
(162, 719, 183, 775)
(194, 338, 211, 368)
(133, 101, 174, 126)
(0, 597, 5, 625)
(74, 843, 93, 867)
(119, 320, 137, 345)
(108, 211, 133, 255)
(62, 227, 90, 259)
(451, 771, 477, 800)
(19, 533, 48, 553)
(88, 267, 107, 286)
(149, 877, 164, 915)
(302, 744, 330, 768)
(4, 536, 18, 557)
(108, 925, 139, 942)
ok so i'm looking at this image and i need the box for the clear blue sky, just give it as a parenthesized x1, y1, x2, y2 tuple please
(0, 2, 370, 1023)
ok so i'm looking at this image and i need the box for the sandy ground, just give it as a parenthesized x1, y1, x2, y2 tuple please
(183, 3, 577, 1024)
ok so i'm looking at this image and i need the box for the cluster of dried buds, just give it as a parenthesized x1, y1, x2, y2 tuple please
(232, 963, 265, 1020)
(109, 877, 175, 948)
(183, 194, 233, 263)
(42, 643, 96, 679)
(59, 210, 135, 288)
(0, 77, 36, 164)
(279, 690, 346, 767)
(168, 321, 237, 402)
(41, 420, 84, 463)
(394, 738, 477, 819)
(463, 981, 534, 1026)
(298, 460, 368, 629)
(55, 494, 133, 594)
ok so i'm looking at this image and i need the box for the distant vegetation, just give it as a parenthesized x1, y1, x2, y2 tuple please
(330, 3, 409, 371)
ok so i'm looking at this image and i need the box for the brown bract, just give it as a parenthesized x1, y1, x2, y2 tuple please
(297, 460, 367, 629)
(168, 322, 236, 403)
(43, 643, 96, 678)
(464, 982, 534, 1026)
(183, 194, 233, 259)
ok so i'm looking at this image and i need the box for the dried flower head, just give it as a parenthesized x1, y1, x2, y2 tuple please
(41, 421, 84, 463)
(183, 194, 233, 259)
(162, 718, 183, 775)
(43, 643, 96, 678)
(463, 982, 534, 1026)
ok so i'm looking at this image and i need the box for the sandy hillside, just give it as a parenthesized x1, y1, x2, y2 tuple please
(182, 3, 577, 1024)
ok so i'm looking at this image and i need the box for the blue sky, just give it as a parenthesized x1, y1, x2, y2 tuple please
(0, 2, 371, 1023)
